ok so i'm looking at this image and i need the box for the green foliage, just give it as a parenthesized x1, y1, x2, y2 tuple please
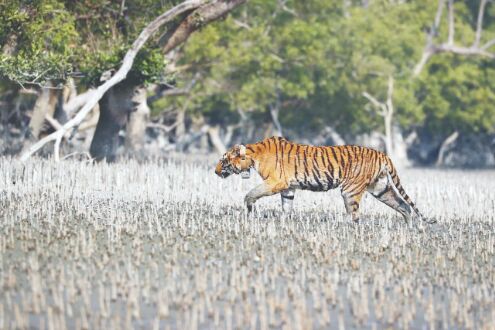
(163, 0, 495, 137)
(79, 46, 166, 86)
(0, 0, 78, 84)
(0, 0, 172, 87)
(417, 56, 495, 133)
(1, 0, 494, 138)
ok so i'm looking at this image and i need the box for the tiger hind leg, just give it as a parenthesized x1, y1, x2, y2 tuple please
(341, 189, 365, 222)
(367, 169, 413, 222)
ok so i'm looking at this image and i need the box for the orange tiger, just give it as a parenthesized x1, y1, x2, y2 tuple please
(215, 136, 434, 223)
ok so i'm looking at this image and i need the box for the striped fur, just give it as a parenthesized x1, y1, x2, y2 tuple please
(215, 136, 434, 223)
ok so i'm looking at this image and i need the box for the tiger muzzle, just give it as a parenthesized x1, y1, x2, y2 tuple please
(215, 161, 231, 178)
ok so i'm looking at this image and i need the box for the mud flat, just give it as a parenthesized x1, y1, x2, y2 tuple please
(0, 158, 494, 329)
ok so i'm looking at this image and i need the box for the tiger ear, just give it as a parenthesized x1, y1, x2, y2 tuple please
(232, 144, 241, 156)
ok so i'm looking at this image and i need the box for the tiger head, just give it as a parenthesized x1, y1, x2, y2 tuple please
(215, 144, 251, 178)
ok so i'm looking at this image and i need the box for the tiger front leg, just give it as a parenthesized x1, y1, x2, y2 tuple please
(245, 182, 288, 214)
(244, 183, 278, 213)
(280, 189, 295, 213)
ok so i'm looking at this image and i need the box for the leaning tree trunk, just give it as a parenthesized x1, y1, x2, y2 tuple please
(26, 82, 58, 139)
(21, 82, 59, 154)
(20, 0, 248, 162)
(90, 0, 246, 161)
(90, 81, 136, 162)
(53, 79, 76, 125)
(125, 86, 150, 157)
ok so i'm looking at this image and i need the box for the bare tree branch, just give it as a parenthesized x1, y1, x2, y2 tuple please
(63, 89, 96, 115)
(413, 0, 446, 76)
(161, 0, 247, 54)
(233, 19, 252, 30)
(278, 0, 297, 16)
(414, 0, 494, 77)
(45, 114, 64, 131)
(481, 38, 495, 51)
(362, 76, 395, 158)
(45, 114, 71, 162)
(20, 0, 207, 162)
(413, 50, 434, 77)
(436, 43, 495, 58)
(474, 0, 488, 48)
(147, 73, 199, 104)
(386, 75, 394, 110)
(447, 0, 454, 45)
(431, 0, 446, 42)
(362, 92, 386, 115)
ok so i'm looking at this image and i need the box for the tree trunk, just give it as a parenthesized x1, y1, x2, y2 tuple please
(20, 0, 213, 162)
(436, 131, 459, 166)
(391, 125, 410, 167)
(21, 83, 59, 155)
(237, 108, 253, 142)
(223, 123, 241, 146)
(82, 105, 100, 151)
(384, 110, 393, 158)
(384, 76, 394, 159)
(27, 83, 58, 139)
(53, 86, 69, 125)
(208, 125, 226, 154)
(90, 81, 136, 161)
(323, 126, 346, 145)
(125, 86, 150, 157)
(269, 105, 283, 137)
(174, 109, 186, 149)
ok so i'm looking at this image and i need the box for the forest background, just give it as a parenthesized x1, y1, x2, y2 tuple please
(1, 0, 494, 167)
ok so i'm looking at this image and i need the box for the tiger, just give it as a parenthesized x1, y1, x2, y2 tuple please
(215, 136, 434, 223)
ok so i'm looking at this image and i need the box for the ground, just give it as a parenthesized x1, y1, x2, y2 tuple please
(0, 157, 494, 329)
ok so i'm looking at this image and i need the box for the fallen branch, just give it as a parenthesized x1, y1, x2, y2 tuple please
(20, 0, 206, 162)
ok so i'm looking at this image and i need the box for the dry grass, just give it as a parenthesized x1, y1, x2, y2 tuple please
(0, 157, 494, 329)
